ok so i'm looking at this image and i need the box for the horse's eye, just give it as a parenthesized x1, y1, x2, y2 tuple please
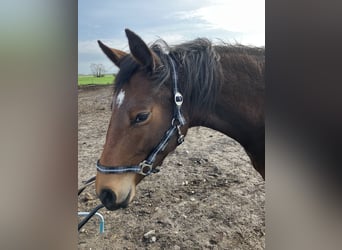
(134, 112, 150, 124)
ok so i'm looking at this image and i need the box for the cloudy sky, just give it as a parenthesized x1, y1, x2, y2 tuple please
(78, 0, 264, 74)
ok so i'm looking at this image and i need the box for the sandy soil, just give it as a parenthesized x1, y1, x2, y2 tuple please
(78, 84, 265, 249)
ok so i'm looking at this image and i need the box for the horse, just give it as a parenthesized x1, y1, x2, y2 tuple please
(95, 29, 264, 211)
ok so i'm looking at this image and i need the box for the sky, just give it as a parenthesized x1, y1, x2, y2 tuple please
(78, 0, 265, 74)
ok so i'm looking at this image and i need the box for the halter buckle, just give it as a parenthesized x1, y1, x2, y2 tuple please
(139, 160, 153, 176)
(174, 92, 183, 107)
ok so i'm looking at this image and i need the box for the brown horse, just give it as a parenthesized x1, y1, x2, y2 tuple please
(95, 29, 264, 210)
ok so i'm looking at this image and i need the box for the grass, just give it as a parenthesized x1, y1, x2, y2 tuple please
(78, 74, 115, 85)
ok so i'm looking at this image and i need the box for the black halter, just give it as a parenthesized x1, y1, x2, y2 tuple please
(96, 55, 186, 176)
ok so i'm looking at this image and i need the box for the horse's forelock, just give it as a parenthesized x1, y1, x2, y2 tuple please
(114, 55, 140, 92)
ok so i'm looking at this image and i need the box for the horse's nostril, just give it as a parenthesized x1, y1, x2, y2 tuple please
(99, 188, 117, 210)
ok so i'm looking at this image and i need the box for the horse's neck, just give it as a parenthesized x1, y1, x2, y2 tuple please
(203, 85, 264, 178)
(191, 68, 264, 140)
(189, 49, 265, 178)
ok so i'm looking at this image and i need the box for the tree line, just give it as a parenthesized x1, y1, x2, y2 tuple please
(90, 63, 106, 77)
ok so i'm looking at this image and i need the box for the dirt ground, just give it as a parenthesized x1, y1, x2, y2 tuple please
(78, 84, 265, 249)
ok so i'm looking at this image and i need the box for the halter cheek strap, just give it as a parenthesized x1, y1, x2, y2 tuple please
(96, 55, 186, 176)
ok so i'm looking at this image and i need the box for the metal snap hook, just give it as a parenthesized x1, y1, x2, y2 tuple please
(176, 125, 185, 144)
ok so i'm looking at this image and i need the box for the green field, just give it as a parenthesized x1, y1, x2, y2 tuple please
(78, 74, 115, 85)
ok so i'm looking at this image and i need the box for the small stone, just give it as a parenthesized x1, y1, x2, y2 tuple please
(190, 197, 196, 202)
(150, 236, 157, 242)
(84, 192, 92, 200)
(209, 239, 218, 245)
(143, 230, 156, 239)
(81, 192, 92, 202)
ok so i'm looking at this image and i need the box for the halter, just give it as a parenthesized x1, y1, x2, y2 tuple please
(96, 55, 186, 176)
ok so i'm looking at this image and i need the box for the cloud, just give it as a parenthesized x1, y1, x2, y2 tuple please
(173, 0, 264, 45)
(78, 0, 264, 73)
(78, 38, 129, 55)
(78, 40, 100, 55)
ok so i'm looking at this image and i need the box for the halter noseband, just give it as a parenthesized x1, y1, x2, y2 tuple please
(96, 55, 186, 176)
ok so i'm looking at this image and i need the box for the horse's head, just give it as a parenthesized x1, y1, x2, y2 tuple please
(95, 29, 188, 210)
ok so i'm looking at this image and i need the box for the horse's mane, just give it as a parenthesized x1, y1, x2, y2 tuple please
(150, 38, 223, 117)
(114, 38, 264, 117)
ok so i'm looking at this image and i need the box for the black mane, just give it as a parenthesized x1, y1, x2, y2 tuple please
(150, 38, 223, 117)
(114, 38, 264, 117)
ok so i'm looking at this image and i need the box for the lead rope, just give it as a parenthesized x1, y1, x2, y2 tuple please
(78, 176, 104, 232)
(78, 204, 104, 231)
(78, 176, 96, 195)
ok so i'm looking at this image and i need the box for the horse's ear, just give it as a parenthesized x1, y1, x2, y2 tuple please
(97, 40, 127, 68)
(125, 29, 159, 71)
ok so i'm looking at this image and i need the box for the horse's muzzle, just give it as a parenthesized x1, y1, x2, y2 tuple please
(98, 188, 130, 210)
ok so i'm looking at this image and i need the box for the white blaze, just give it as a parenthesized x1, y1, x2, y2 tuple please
(116, 90, 125, 108)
